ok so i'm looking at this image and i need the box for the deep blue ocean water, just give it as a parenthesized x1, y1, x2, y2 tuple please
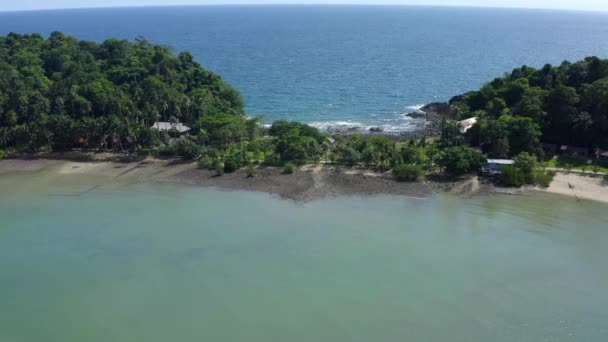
(2, 6, 608, 131)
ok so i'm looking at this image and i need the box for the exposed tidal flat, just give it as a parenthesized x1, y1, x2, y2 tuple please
(1, 159, 608, 341)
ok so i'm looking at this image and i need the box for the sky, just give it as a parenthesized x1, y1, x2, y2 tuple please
(1, 0, 608, 12)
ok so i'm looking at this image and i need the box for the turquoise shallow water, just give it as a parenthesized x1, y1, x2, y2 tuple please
(1, 6, 608, 131)
(1, 173, 607, 341)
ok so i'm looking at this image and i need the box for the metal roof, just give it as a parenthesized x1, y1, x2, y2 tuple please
(486, 159, 515, 165)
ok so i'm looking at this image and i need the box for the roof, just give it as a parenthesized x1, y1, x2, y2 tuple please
(152, 122, 191, 133)
(486, 159, 515, 165)
(560, 145, 587, 152)
(458, 117, 478, 133)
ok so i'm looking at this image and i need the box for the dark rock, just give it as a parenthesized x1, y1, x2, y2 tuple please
(369, 127, 384, 132)
(405, 112, 427, 119)
(420, 102, 451, 116)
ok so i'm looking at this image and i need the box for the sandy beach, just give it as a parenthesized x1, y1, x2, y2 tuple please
(544, 172, 608, 204)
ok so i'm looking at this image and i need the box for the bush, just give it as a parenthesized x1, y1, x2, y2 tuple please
(246, 165, 256, 178)
(500, 165, 525, 187)
(0, 149, 4, 160)
(198, 156, 214, 169)
(513, 152, 538, 175)
(263, 154, 282, 167)
(283, 162, 296, 174)
(393, 164, 424, 182)
(173, 137, 201, 160)
(534, 170, 556, 187)
(224, 159, 239, 173)
(213, 160, 224, 175)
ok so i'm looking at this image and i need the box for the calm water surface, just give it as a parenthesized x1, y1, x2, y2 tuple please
(0, 173, 607, 341)
(1, 6, 608, 131)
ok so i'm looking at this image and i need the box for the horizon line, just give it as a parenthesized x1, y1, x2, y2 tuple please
(1, 4, 607, 15)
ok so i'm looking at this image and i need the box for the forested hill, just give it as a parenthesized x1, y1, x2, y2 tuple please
(450, 56, 608, 156)
(0, 32, 244, 151)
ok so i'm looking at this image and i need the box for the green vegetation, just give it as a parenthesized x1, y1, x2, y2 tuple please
(283, 162, 296, 174)
(213, 159, 224, 176)
(452, 56, 608, 157)
(499, 152, 555, 187)
(0, 32, 244, 152)
(393, 164, 424, 182)
(543, 156, 608, 174)
(4, 31, 593, 189)
(245, 165, 256, 178)
(437, 145, 485, 176)
(223, 158, 239, 173)
(0, 149, 4, 160)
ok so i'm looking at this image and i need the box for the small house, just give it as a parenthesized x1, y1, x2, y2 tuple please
(481, 159, 515, 176)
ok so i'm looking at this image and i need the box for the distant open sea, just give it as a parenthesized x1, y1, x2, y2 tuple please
(2, 6, 608, 131)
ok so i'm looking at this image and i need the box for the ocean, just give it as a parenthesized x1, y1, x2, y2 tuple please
(1, 5, 608, 131)
(1, 171, 607, 341)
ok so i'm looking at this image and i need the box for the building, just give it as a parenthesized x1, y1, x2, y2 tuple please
(458, 117, 478, 134)
(152, 122, 191, 135)
(481, 159, 515, 176)
(559, 145, 588, 157)
(598, 150, 608, 166)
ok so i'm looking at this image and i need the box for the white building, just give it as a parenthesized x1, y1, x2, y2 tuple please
(458, 117, 478, 134)
(152, 122, 191, 134)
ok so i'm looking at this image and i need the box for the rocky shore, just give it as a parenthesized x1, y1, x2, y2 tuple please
(325, 101, 454, 139)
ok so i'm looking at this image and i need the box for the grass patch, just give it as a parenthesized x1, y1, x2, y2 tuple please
(543, 156, 608, 173)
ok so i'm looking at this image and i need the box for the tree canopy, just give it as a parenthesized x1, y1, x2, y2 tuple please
(0, 32, 244, 151)
(451, 56, 608, 154)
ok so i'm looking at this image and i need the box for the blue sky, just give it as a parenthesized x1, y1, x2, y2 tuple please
(2, 1, 608, 12)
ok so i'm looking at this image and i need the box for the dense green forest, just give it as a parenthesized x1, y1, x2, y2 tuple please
(451, 56, 608, 156)
(0, 32, 245, 151)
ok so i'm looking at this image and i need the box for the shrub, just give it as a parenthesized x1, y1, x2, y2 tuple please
(337, 146, 361, 166)
(263, 154, 282, 167)
(393, 164, 424, 182)
(224, 159, 239, 173)
(173, 137, 201, 160)
(213, 160, 224, 175)
(534, 170, 556, 188)
(283, 162, 296, 174)
(198, 156, 214, 169)
(513, 152, 538, 175)
(500, 165, 525, 187)
(246, 165, 256, 178)
(0, 149, 4, 160)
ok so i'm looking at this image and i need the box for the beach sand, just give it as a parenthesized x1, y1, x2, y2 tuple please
(545, 172, 608, 204)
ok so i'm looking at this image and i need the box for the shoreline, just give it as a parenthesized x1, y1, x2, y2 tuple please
(544, 172, 608, 204)
(2, 153, 606, 204)
(0, 154, 467, 202)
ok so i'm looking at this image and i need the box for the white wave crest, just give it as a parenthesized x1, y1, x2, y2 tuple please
(405, 104, 425, 113)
